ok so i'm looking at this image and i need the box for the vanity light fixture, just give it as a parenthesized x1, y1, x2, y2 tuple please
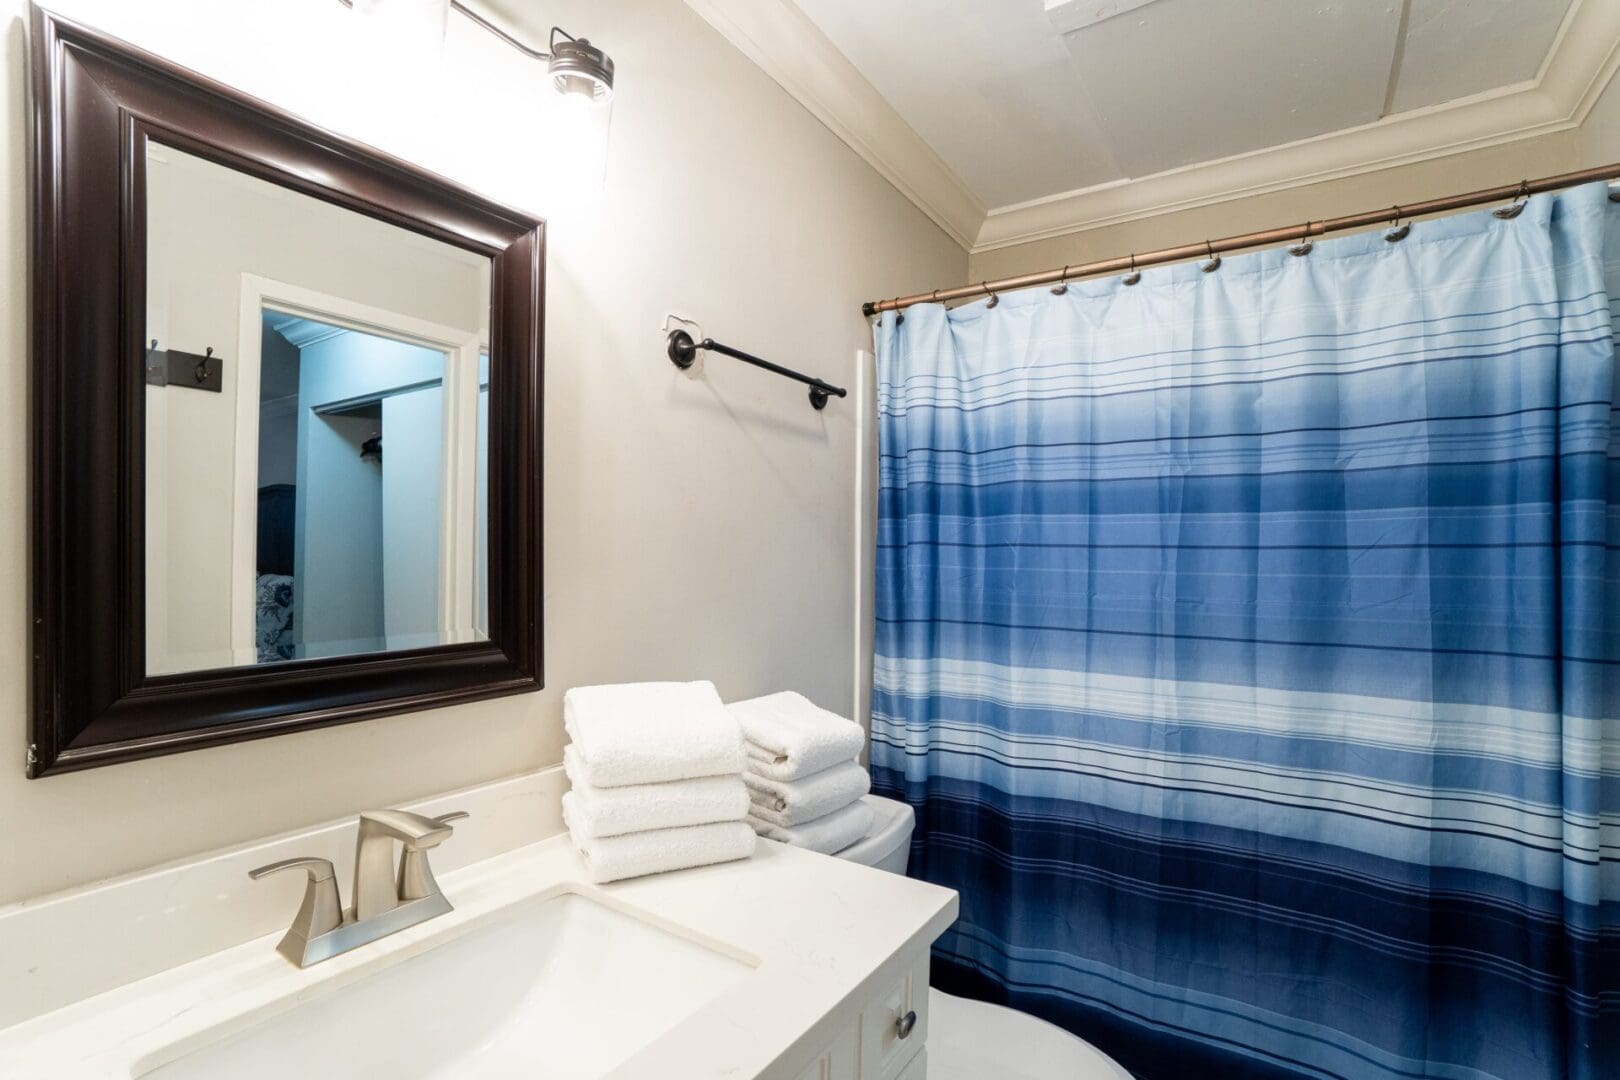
(545, 27, 615, 103)
(342, 0, 614, 101)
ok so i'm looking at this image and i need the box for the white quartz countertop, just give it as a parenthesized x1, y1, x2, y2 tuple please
(0, 835, 959, 1079)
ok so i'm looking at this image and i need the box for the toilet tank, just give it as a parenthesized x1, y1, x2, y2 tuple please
(835, 795, 914, 875)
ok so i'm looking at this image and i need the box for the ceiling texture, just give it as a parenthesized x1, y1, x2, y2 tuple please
(682, 0, 1620, 252)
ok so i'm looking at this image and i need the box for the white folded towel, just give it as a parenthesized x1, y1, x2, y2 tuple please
(729, 692, 865, 781)
(565, 817, 757, 884)
(563, 746, 749, 838)
(563, 680, 745, 788)
(745, 760, 871, 827)
(748, 797, 874, 856)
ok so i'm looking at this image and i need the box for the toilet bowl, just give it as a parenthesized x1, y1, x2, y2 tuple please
(836, 796, 1133, 1080)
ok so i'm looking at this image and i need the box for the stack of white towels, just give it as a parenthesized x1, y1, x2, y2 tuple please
(729, 692, 873, 855)
(562, 680, 756, 884)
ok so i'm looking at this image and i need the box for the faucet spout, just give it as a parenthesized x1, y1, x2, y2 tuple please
(353, 809, 455, 921)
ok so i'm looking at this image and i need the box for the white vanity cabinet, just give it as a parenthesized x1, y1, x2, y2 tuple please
(793, 948, 931, 1080)
(0, 818, 960, 1079)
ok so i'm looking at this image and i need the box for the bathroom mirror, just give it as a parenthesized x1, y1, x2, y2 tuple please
(143, 144, 494, 676)
(29, 10, 544, 777)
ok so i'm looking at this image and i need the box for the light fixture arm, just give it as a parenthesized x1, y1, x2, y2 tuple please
(337, 0, 613, 99)
(449, 0, 553, 60)
(334, 0, 559, 61)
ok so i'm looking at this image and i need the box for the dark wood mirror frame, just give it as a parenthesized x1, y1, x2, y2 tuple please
(27, 8, 545, 778)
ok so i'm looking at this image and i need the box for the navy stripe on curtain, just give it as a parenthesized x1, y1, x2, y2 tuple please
(871, 183, 1620, 1080)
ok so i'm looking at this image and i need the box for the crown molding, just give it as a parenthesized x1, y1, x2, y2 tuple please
(267, 315, 348, 350)
(976, 0, 1620, 252)
(681, 0, 984, 250)
(1551, 0, 1620, 125)
(971, 81, 1573, 252)
(691, 0, 1620, 256)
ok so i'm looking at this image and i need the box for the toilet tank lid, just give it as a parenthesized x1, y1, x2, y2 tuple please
(837, 795, 915, 866)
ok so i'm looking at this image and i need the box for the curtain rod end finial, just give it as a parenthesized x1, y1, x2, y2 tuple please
(862, 301, 878, 318)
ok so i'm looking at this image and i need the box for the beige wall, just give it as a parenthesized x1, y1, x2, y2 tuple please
(0, 0, 965, 904)
(968, 130, 1587, 282)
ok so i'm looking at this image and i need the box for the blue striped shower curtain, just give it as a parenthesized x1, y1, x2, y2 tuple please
(871, 184, 1619, 1080)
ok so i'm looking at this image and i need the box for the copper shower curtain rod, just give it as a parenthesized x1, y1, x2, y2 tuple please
(862, 162, 1620, 317)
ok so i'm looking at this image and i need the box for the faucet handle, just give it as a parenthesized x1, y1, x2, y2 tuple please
(397, 810, 469, 903)
(248, 856, 345, 964)
(249, 855, 335, 883)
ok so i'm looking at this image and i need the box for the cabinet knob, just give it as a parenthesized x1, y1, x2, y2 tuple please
(896, 1009, 917, 1040)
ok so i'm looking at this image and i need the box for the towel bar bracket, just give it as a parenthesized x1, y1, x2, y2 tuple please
(667, 328, 700, 371)
(667, 329, 846, 411)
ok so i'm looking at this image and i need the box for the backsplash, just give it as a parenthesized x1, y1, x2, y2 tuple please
(0, 767, 565, 1029)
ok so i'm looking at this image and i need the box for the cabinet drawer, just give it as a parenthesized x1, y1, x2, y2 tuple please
(859, 950, 929, 1079)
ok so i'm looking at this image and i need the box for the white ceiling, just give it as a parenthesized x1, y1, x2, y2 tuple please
(789, 0, 1575, 210)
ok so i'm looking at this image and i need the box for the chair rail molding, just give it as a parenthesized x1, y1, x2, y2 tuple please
(687, 0, 1620, 255)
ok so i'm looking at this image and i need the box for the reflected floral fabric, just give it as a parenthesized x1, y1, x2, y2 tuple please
(255, 573, 294, 663)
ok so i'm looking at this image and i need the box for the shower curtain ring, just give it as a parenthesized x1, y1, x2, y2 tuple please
(1199, 240, 1221, 273)
(983, 282, 999, 308)
(1385, 205, 1410, 243)
(1122, 254, 1141, 286)
(1051, 266, 1070, 295)
(893, 296, 905, 325)
(1493, 179, 1531, 219)
(1288, 222, 1314, 256)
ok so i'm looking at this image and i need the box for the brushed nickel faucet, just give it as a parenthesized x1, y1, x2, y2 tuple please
(250, 808, 467, 968)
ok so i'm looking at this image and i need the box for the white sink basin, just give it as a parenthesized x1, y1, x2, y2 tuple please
(141, 890, 753, 1079)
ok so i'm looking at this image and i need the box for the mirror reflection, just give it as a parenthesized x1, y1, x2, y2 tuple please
(144, 144, 492, 675)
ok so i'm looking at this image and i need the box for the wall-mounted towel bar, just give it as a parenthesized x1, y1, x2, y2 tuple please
(667, 330, 847, 410)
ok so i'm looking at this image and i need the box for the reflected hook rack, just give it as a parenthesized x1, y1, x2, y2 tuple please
(667, 329, 847, 410)
(145, 340, 222, 393)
